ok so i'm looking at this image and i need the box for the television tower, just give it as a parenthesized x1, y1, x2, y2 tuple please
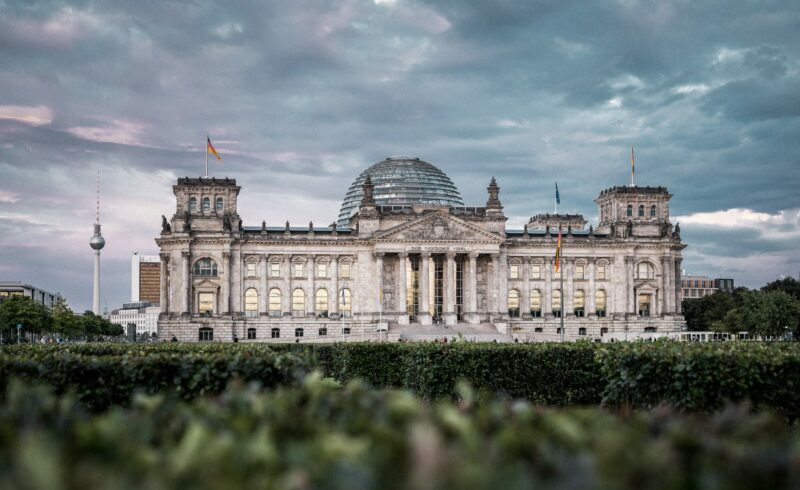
(89, 171, 105, 315)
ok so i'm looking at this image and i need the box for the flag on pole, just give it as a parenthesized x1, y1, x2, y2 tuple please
(554, 226, 562, 272)
(631, 146, 635, 179)
(207, 137, 222, 161)
(555, 182, 561, 205)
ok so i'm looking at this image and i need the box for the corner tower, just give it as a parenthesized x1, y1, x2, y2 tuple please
(594, 186, 673, 238)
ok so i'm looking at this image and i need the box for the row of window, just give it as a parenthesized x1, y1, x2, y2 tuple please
(627, 204, 658, 218)
(188, 196, 224, 213)
(198, 326, 353, 341)
(507, 289, 608, 318)
(509, 262, 608, 280)
(194, 258, 353, 279)
(681, 280, 714, 288)
(239, 288, 353, 318)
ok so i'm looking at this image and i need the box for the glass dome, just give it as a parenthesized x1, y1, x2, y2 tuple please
(337, 157, 464, 227)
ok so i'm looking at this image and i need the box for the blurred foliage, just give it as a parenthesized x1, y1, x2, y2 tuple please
(0, 377, 798, 490)
(0, 297, 122, 341)
(3, 342, 800, 419)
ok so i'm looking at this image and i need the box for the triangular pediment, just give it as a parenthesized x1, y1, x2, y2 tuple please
(373, 212, 502, 243)
(193, 278, 220, 288)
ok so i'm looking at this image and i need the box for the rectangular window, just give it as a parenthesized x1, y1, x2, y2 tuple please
(596, 264, 606, 280)
(270, 262, 281, 278)
(295, 328, 304, 337)
(575, 264, 585, 280)
(553, 266, 562, 279)
(531, 264, 541, 279)
(198, 293, 214, 314)
(271, 328, 280, 338)
(199, 329, 213, 341)
(246, 263, 257, 277)
(316, 263, 327, 278)
(509, 264, 519, 279)
(293, 263, 304, 277)
(318, 327, 327, 336)
(340, 263, 351, 278)
(247, 328, 256, 340)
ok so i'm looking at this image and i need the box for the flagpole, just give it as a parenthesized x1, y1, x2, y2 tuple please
(205, 136, 209, 178)
(560, 263, 564, 342)
(630, 147, 635, 187)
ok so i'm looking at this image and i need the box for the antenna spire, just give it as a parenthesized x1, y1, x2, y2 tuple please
(96, 170, 101, 224)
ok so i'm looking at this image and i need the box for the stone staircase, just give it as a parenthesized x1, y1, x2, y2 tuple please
(387, 322, 514, 343)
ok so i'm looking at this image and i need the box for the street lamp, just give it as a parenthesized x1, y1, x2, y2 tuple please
(16, 323, 22, 344)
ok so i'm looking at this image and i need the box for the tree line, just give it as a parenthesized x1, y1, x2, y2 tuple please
(0, 296, 123, 342)
(682, 277, 800, 338)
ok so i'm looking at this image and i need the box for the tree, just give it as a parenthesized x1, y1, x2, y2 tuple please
(682, 290, 738, 331)
(0, 296, 52, 341)
(738, 290, 800, 339)
(51, 298, 80, 339)
(78, 311, 122, 340)
(762, 277, 800, 300)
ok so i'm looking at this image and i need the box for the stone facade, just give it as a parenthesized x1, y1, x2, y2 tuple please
(156, 174, 686, 342)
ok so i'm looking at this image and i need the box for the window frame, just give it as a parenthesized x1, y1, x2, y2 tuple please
(244, 288, 258, 318)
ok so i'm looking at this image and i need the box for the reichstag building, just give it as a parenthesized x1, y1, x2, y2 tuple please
(156, 157, 686, 342)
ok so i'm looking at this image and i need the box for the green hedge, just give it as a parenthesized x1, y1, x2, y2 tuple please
(3, 342, 800, 416)
(0, 378, 798, 490)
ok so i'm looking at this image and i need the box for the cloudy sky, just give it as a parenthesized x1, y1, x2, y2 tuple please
(1, 0, 799, 312)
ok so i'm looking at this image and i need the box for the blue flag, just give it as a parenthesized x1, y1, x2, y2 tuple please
(555, 182, 560, 205)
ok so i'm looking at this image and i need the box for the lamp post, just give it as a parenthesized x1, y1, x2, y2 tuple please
(16, 323, 22, 344)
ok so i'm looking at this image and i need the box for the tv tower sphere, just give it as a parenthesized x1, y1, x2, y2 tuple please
(90, 172, 105, 315)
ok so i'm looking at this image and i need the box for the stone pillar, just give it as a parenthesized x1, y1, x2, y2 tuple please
(489, 253, 500, 317)
(259, 255, 268, 315)
(330, 255, 339, 317)
(521, 257, 531, 319)
(467, 252, 478, 324)
(181, 251, 190, 314)
(625, 256, 634, 316)
(587, 258, 596, 316)
(445, 251, 457, 325)
(397, 253, 408, 325)
(498, 250, 508, 317)
(222, 251, 231, 315)
(674, 258, 683, 314)
(565, 258, 574, 317)
(419, 252, 431, 325)
(159, 253, 170, 314)
(283, 255, 291, 316)
(661, 255, 670, 316)
(544, 258, 552, 316)
(307, 255, 315, 317)
(374, 252, 384, 317)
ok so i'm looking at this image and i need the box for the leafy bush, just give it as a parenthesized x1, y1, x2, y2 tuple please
(0, 378, 798, 490)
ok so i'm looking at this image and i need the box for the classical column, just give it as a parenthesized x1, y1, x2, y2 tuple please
(674, 257, 683, 314)
(159, 253, 170, 314)
(307, 255, 315, 317)
(467, 252, 478, 323)
(544, 258, 552, 316)
(283, 255, 291, 316)
(330, 255, 339, 317)
(587, 258, 596, 316)
(489, 253, 500, 317)
(497, 250, 508, 317)
(222, 251, 231, 315)
(259, 255, 268, 315)
(397, 253, 408, 324)
(374, 252, 384, 316)
(565, 258, 574, 317)
(661, 255, 670, 316)
(444, 251, 457, 325)
(522, 257, 531, 319)
(419, 252, 431, 324)
(181, 251, 190, 314)
(625, 256, 634, 316)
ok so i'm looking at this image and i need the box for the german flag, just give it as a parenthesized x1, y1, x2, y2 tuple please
(555, 226, 562, 272)
(207, 137, 222, 161)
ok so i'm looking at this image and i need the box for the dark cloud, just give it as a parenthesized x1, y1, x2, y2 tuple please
(1, 0, 799, 310)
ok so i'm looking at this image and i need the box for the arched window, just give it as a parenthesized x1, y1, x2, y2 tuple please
(189, 197, 197, 212)
(202, 197, 210, 212)
(268, 288, 282, 317)
(193, 258, 218, 277)
(507, 289, 520, 318)
(574, 290, 585, 317)
(552, 290, 562, 317)
(638, 205, 644, 217)
(650, 204, 656, 218)
(596, 290, 607, 317)
(245, 288, 258, 318)
(339, 288, 352, 317)
(626, 204, 633, 217)
(530, 289, 542, 317)
(292, 289, 305, 317)
(215, 197, 223, 213)
(315, 288, 328, 317)
(636, 262, 655, 280)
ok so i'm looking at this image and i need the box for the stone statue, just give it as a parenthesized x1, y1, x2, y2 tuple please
(486, 177, 502, 209)
(545, 224, 551, 236)
(262, 220, 267, 232)
(361, 176, 375, 206)
(161, 215, 171, 233)
(183, 211, 191, 232)
(673, 222, 681, 239)
(625, 220, 633, 238)
(567, 224, 572, 236)
(223, 213, 232, 232)
(285, 221, 291, 234)
(588, 224, 593, 237)
(661, 221, 671, 237)
(609, 222, 615, 237)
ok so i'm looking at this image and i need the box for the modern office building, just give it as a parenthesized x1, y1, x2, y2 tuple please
(108, 301, 160, 337)
(157, 157, 686, 342)
(680, 275, 736, 300)
(131, 253, 161, 303)
(0, 281, 63, 308)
